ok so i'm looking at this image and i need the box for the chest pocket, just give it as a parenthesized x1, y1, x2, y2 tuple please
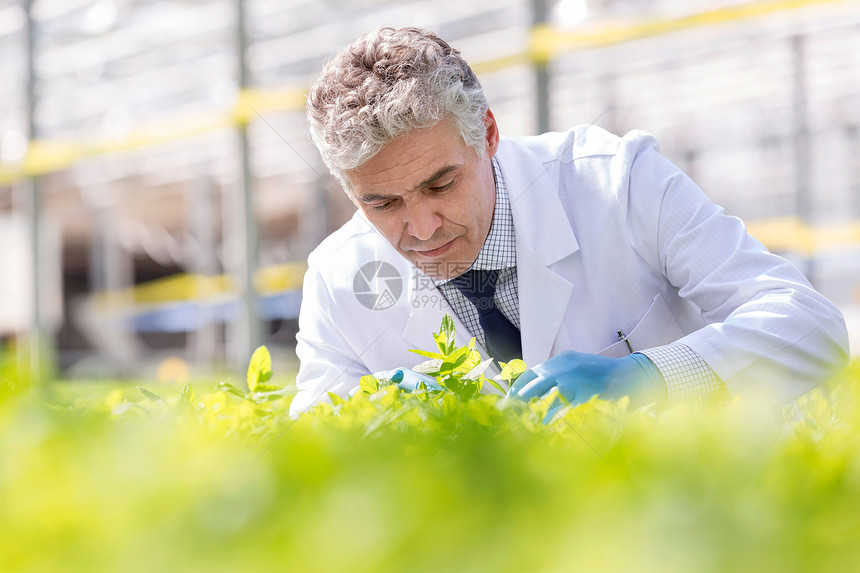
(597, 294, 685, 358)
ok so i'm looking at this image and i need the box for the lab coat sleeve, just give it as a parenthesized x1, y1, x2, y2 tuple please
(621, 133, 850, 402)
(290, 264, 369, 417)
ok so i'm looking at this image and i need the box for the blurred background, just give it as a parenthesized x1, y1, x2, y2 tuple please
(1, 0, 859, 383)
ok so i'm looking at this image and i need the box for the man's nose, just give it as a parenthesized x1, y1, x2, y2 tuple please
(405, 203, 443, 241)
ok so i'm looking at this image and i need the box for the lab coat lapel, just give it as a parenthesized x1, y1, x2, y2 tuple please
(496, 138, 578, 366)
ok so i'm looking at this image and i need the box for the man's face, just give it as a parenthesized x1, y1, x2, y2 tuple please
(345, 111, 500, 280)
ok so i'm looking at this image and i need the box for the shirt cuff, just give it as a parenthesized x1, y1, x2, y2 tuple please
(637, 343, 729, 403)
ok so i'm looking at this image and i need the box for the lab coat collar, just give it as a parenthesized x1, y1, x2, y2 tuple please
(495, 137, 580, 265)
(496, 137, 578, 365)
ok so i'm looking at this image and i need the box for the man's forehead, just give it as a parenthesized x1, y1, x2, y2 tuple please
(348, 122, 467, 196)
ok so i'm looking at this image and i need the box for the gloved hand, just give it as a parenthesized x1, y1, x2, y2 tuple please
(509, 351, 666, 412)
(373, 368, 443, 392)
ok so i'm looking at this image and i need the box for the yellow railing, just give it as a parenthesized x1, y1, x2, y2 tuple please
(2, 0, 857, 260)
(0, 87, 308, 185)
(2, 0, 850, 185)
(93, 261, 308, 309)
(746, 217, 860, 256)
(527, 0, 851, 63)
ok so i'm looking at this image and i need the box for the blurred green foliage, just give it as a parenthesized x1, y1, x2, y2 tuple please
(0, 341, 29, 401)
(1, 339, 859, 572)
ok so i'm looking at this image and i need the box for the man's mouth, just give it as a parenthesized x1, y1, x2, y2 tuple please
(415, 238, 456, 258)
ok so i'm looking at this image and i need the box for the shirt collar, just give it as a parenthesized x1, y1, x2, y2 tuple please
(434, 157, 516, 285)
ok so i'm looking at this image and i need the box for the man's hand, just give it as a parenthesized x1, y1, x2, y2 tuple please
(373, 368, 443, 392)
(509, 351, 665, 409)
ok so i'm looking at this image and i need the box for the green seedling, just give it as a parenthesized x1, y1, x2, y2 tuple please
(217, 345, 289, 404)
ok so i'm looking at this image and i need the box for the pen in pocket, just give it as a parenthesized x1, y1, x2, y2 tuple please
(617, 330, 634, 353)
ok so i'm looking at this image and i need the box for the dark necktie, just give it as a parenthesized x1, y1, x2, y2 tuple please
(452, 269, 522, 363)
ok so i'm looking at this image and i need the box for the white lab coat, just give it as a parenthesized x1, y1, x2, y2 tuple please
(290, 126, 849, 416)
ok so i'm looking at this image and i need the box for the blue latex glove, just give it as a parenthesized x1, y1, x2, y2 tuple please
(509, 351, 666, 413)
(373, 368, 443, 392)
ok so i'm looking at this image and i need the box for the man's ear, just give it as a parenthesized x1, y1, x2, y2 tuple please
(484, 108, 500, 158)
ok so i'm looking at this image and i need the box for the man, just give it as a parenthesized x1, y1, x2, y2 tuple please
(289, 26, 849, 416)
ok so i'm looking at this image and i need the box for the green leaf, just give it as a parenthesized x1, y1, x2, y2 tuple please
(360, 374, 380, 394)
(484, 376, 506, 394)
(441, 314, 456, 353)
(464, 358, 494, 381)
(246, 345, 273, 392)
(252, 383, 282, 393)
(216, 382, 247, 398)
(409, 348, 445, 359)
(250, 388, 294, 403)
(433, 331, 448, 356)
(137, 386, 163, 402)
(499, 359, 528, 388)
(179, 383, 195, 404)
(412, 359, 443, 375)
(440, 346, 470, 373)
(434, 313, 456, 355)
(328, 392, 347, 406)
(455, 349, 482, 374)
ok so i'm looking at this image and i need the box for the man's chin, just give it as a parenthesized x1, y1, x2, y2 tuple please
(412, 258, 473, 281)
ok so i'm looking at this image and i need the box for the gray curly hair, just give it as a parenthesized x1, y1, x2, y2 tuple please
(306, 27, 489, 190)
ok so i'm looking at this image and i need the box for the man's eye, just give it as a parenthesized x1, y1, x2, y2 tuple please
(373, 201, 392, 212)
(429, 180, 456, 192)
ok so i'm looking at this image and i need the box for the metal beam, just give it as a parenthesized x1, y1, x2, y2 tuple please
(532, 0, 550, 133)
(230, 0, 262, 375)
(792, 34, 814, 282)
(23, 0, 48, 387)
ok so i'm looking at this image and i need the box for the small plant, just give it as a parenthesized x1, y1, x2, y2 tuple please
(361, 313, 528, 399)
(216, 345, 287, 404)
(133, 346, 290, 426)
